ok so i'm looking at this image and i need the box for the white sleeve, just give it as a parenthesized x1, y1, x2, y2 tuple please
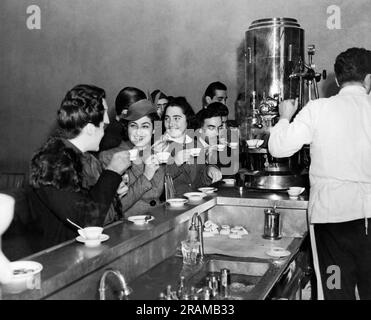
(268, 103, 316, 158)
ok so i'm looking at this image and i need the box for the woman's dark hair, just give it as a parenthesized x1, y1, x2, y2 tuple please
(163, 96, 196, 129)
(115, 87, 146, 116)
(57, 84, 106, 139)
(334, 47, 371, 86)
(121, 112, 160, 141)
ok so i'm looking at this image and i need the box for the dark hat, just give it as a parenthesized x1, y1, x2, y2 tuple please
(122, 99, 157, 121)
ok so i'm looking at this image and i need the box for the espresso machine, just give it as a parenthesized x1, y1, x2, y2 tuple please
(238, 17, 325, 190)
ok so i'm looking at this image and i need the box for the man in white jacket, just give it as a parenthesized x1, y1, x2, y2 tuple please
(269, 47, 371, 299)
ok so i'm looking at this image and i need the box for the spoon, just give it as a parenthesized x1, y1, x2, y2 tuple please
(66, 218, 84, 230)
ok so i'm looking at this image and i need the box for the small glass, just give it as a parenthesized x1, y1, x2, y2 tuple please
(181, 240, 200, 265)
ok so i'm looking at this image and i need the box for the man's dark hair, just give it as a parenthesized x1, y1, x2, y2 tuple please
(163, 96, 196, 129)
(205, 101, 229, 116)
(204, 81, 227, 99)
(58, 84, 106, 139)
(196, 103, 227, 128)
(115, 87, 146, 116)
(334, 47, 371, 86)
(151, 89, 168, 102)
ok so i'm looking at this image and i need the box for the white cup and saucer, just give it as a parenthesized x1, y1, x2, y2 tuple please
(166, 198, 188, 208)
(183, 192, 207, 203)
(127, 215, 154, 225)
(76, 227, 109, 248)
(287, 187, 305, 199)
(198, 187, 218, 194)
(189, 148, 201, 157)
(222, 178, 236, 186)
(156, 151, 171, 164)
(128, 149, 138, 161)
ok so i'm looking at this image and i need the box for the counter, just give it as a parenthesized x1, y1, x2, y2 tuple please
(1, 184, 309, 300)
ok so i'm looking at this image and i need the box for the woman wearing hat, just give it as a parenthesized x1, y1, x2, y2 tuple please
(99, 99, 173, 217)
(99, 87, 147, 151)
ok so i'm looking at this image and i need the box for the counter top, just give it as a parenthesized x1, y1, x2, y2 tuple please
(1, 184, 308, 300)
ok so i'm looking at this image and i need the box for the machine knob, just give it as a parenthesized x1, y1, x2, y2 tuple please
(322, 69, 327, 80)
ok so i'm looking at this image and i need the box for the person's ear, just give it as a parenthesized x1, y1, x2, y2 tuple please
(335, 77, 340, 88)
(363, 74, 371, 93)
(83, 123, 96, 136)
(205, 96, 212, 105)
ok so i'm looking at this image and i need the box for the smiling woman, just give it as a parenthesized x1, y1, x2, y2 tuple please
(158, 97, 223, 196)
(99, 100, 168, 218)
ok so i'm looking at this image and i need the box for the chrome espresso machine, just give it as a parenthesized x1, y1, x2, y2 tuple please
(238, 17, 326, 190)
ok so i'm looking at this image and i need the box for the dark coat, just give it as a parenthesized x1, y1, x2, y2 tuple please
(28, 137, 121, 249)
(163, 136, 216, 196)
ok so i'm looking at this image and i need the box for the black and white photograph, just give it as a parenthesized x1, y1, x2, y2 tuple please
(0, 0, 371, 307)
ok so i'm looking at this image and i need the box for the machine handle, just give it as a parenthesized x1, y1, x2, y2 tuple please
(288, 44, 293, 62)
(247, 47, 252, 64)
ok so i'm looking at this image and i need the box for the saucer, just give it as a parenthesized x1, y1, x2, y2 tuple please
(222, 178, 235, 186)
(198, 187, 218, 194)
(127, 215, 154, 225)
(166, 198, 188, 208)
(76, 234, 109, 247)
(266, 247, 291, 258)
(183, 192, 207, 203)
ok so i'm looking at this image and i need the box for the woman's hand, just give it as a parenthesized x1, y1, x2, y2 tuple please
(207, 166, 222, 183)
(106, 150, 131, 175)
(174, 149, 192, 166)
(117, 180, 129, 198)
(152, 133, 172, 153)
(152, 140, 169, 153)
(143, 155, 160, 181)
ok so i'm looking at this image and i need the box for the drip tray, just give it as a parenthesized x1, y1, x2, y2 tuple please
(243, 173, 308, 190)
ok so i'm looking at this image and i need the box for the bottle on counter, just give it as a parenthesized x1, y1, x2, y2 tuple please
(208, 273, 219, 298)
(166, 285, 172, 300)
(203, 288, 211, 300)
(158, 292, 166, 300)
(220, 268, 231, 298)
(177, 276, 185, 299)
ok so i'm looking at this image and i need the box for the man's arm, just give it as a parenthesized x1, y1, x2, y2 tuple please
(268, 99, 316, 158)
(38, 169, 122, 227)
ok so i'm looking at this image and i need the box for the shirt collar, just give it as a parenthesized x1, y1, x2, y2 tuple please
(165, 134, 193, 144)
(339, 85, 367, 95)
(62, 138, 83, 154)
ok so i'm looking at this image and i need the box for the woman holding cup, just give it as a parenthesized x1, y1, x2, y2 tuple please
(155, 97, 222, 196)
(100, 99, 170, 217)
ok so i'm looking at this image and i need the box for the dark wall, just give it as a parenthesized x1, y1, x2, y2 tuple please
(1, 0, 370, 174)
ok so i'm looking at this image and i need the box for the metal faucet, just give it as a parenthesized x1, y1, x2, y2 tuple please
(189, 212, 204, 263)
(99, 269, 132, 300)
